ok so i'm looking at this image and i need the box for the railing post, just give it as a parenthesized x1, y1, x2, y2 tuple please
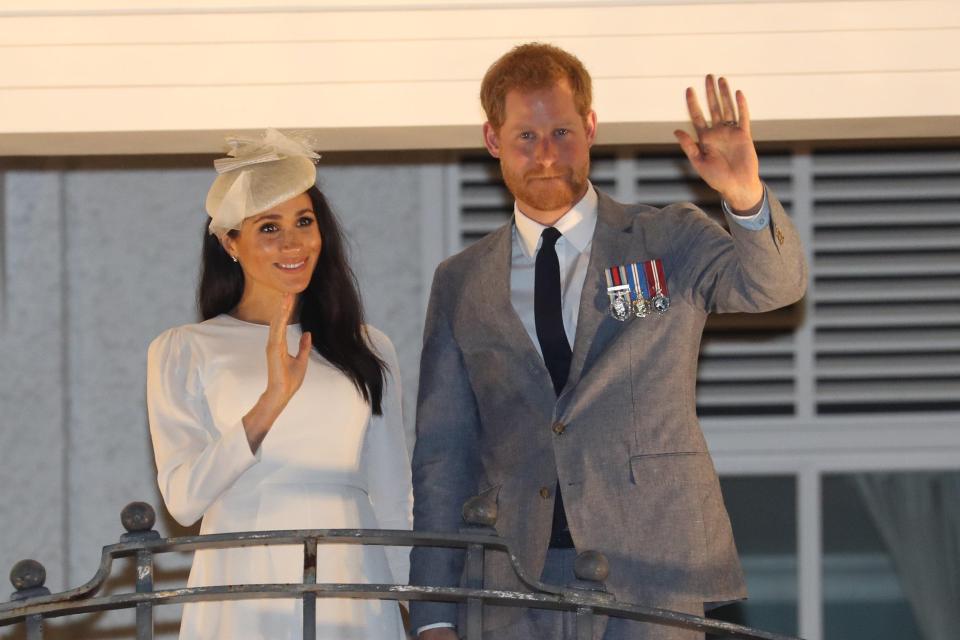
(9, 559, 51, 640)
(302, 538, 317, 640)
(460, 488, 499, 640)
(120, 502, 161, 640)
(462, 539, 485, 640)
(570, 550, 610, 640)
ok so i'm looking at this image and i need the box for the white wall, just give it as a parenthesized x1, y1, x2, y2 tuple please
(1, 0, 958, 155)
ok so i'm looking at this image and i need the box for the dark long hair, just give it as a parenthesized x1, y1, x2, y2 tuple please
(198, 185, 386, 414)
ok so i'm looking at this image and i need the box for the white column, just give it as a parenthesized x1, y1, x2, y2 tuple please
(798, 467, 823, 640)
(418, 161, 449, 311)
(791, 149, 816, 419)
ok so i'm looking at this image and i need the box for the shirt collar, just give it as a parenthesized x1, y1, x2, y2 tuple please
(514, 182, 598, 258)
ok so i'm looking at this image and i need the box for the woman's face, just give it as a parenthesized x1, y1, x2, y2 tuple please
(222, 192, 322, 298)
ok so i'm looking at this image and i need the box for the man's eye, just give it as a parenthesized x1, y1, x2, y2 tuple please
(519, 132, 534, 140)
(259, 223, 278, 233)
(555, 128, 569, 136)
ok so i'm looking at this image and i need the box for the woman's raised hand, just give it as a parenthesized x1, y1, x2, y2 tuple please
(242, 293, 312, 452)
(264, 293, 312, 405)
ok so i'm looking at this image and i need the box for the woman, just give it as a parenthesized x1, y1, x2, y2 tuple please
(147, 130, 412, 639)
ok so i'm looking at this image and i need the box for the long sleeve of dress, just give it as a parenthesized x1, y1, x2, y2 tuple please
(361, 327, 413, 584)
(147, 328, 260, 526)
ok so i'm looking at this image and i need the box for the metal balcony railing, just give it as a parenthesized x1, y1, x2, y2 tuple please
(0, 497, 802, 640)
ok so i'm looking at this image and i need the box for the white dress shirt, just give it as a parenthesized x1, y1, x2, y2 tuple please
(511, 185, 599, 353)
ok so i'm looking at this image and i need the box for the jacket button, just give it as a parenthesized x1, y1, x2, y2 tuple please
(552, 422, 566, 435)
(539, 487, 550, 499)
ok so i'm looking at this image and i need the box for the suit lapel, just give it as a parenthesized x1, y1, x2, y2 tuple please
(566, 193, 634, 388)
(473, 222, 545, 366)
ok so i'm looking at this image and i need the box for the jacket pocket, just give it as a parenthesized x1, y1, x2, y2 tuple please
(629, 451, 700, 484)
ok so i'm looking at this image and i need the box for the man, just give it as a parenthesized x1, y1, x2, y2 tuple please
(410, 43, 806, 639)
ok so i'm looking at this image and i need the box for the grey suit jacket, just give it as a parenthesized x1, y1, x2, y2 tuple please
(409, 189, 808, 632)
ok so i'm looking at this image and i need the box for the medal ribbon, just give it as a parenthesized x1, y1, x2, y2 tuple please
(606, 266, 629, 292)
(643, 259, 669, 298)
(632, 262, 650, 300)
(626, 263, 638, 301)
(654, 258, 669, 296)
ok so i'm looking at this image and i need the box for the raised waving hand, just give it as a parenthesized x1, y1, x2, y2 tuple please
(674, 74, 764, 212)
(242, 293, 312, 452)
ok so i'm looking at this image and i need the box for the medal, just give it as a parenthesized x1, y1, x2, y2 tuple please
(610, 289, 631, 321)
(629, 262, 651, 318)
(642, 258, 671, 314)
(607, 259, 669, 320)
(605, 266, 632, 322)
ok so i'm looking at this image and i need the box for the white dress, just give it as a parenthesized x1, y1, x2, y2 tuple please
(147, 314, 412, 640)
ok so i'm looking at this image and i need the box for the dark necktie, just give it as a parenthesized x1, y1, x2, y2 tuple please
(535, 227, 572, 394)
(534, 227, 574, 548)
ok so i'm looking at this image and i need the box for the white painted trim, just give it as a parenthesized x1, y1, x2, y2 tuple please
(2, 1, 958, 154)
(418, 161, 449, 312)
(0, 1, 901, 18)
(791, 150, 816, 421)
(798, 468, 823, 640)
(443, 161, 463, 256)
(707, 418, 960, 474)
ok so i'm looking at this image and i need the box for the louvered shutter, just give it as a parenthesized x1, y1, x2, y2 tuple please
(811, 149, 960, 414)
(452, 147, 960, 422)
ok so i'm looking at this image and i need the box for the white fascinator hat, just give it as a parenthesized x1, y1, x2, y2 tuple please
(205, 128, 321, 235)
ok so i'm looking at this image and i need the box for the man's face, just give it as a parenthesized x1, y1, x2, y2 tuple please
(483, 79, 597, 225)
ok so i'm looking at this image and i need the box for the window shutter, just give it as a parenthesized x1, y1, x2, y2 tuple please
(452, 147, 960, 421)
(812, 149, 960, 414)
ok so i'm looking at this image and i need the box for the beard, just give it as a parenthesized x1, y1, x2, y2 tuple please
(500, 160, 590, 216)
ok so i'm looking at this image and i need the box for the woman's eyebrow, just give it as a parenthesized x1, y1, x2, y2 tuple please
(251, 209, 314, 223)
(252, 213, 281, 222)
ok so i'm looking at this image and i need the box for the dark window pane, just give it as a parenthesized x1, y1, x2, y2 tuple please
(822, 474, 924, 640)
(709, 476, 798, 637)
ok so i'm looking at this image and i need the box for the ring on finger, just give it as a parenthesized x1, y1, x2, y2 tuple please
(721, 120, 738, 127)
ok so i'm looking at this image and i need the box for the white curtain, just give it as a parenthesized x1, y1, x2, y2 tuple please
(855, 471, 960, 640)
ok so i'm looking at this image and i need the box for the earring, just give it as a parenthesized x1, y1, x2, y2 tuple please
(231, 255, 238, 263)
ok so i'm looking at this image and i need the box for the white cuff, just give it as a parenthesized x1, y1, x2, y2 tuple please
(416, 621, 456, 635)
(221, 418, 262, 467)
(722, 188, 770, 231)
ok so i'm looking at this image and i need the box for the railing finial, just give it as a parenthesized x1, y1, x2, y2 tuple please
(9, 559, 50, 602)
(121, 502, 156, 534)
(573, 550, 609, 583)
(461, 487, 499, 528)
(120, 502, 161, 543)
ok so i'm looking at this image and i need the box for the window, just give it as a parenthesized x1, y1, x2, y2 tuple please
(446, 145, 960, 640)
